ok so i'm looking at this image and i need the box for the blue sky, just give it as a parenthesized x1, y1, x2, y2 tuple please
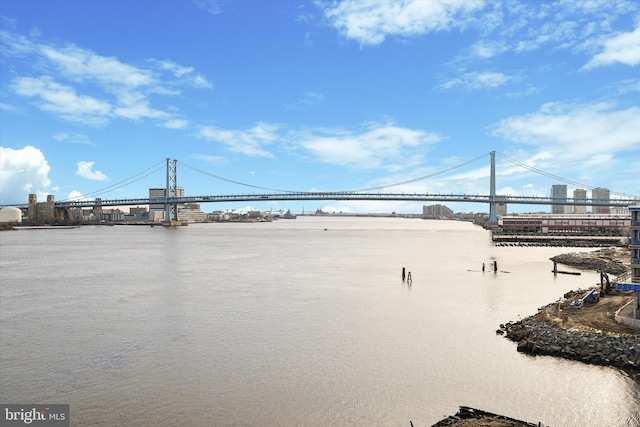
(1, 0, 639, 214)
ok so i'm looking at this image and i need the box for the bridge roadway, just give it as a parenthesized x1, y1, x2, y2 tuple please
(16, 192, 638, 209)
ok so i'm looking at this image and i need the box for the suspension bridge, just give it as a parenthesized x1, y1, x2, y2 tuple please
(5, 151, 639, 223)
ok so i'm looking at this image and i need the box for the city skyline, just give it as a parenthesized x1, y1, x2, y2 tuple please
(1, 1, 639, 214)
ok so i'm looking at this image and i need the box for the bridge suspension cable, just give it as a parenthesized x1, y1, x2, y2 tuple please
(61, 159, 166, 201)
(180, 162, 298, 193)
(182, 153, 491, 195)
(345, 151, 491, 193)
(496, 153, 639, 198)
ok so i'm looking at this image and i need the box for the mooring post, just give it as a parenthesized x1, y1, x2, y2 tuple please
(482, 263, 485, 272)
(402, 267, 406, 281)
(407, 272, 412, 284)
(494, 260, 498, 272)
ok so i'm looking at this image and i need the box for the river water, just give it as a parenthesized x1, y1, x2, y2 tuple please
(1, 217, 638, 426)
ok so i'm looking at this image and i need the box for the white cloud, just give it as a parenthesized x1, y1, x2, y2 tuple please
(321, 205, 338, 213)
(323, 0, 486, 46)
(469, 40, 508, 58)
(13, 76, 111, 125)
(151, 59, 213, 88)
(492, 102, 640, 162)
(0, 102, 21, 113)
(155, 59, 194, 77)
(190, 74, 213, 88)
(196, 154, 228, 165)
(196, 122, 278, 157)
(298, 124, 442, 170)
(66, 190, 89, 201)
(613, 78, 640, 94)
(196, 0, 225, 15)
(195, 121, 443, 171)
(0, 30, 36, 55)
(41, 45, 155, 87)
(162, 119, 189, 129)
(53, 132, 93, 145)
(76, 161, 108, 181)
(3, 30, 212, 127)
(285, 91, 324, 109)
(437, 71, 515, 91)
(0, 146, 51, 204)
(583, 25, 640, 69)
(442, 1, 640, 67)
(112, 91, 168, 121)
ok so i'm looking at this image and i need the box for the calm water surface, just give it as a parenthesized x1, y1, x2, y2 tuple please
(1, 217, 639, 426)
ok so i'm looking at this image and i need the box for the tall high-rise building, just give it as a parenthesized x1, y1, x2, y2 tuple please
(592, 187, 610, 214)
(496, 195, 508, 217)
(551, 184, 567, 214)
(573, 188, 587, 214)
(631, 206, 640, 284)
(626, 206, 640, 319)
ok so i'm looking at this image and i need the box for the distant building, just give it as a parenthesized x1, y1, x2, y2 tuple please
(573, 189, 587, 214)
(550, 184, 567, 214)
(611, 206, 630, 215)
(149, 188, 166, 213)
(100, 208, 124, 222)
(592, 187, 610, 214)
(423, 204, 453, 218)
(129, 207, 149, 222)
(149, 187, 185, 220)
(0, 207, 22, 223)
(496, 196, 508, 217)
(27, 194, 56, 223)
(631, 206, 640, 284)
(621, 206, 640, 324)
(179, 203, 207, 223)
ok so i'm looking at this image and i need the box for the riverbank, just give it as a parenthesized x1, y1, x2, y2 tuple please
(500, 303, 639, 372)
(500, 248, 639, 380)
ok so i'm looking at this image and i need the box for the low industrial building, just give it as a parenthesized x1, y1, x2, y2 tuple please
(0, 206, 22, 223)
(493, 213, 632, 247)
(498, 214, 630, 236)
(178, 203, 207, 223)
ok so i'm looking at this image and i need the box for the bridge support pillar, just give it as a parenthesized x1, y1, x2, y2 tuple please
(489, 151, 497, 223)
(165, 158, 178, 223)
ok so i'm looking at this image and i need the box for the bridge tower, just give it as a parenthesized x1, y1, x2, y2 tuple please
(488, 150, 497, 223)
(165, 158, 178, 222)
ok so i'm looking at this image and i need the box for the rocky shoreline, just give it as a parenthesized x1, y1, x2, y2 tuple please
(550, 252, 627, 275)
(500, 317, 639, 373)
